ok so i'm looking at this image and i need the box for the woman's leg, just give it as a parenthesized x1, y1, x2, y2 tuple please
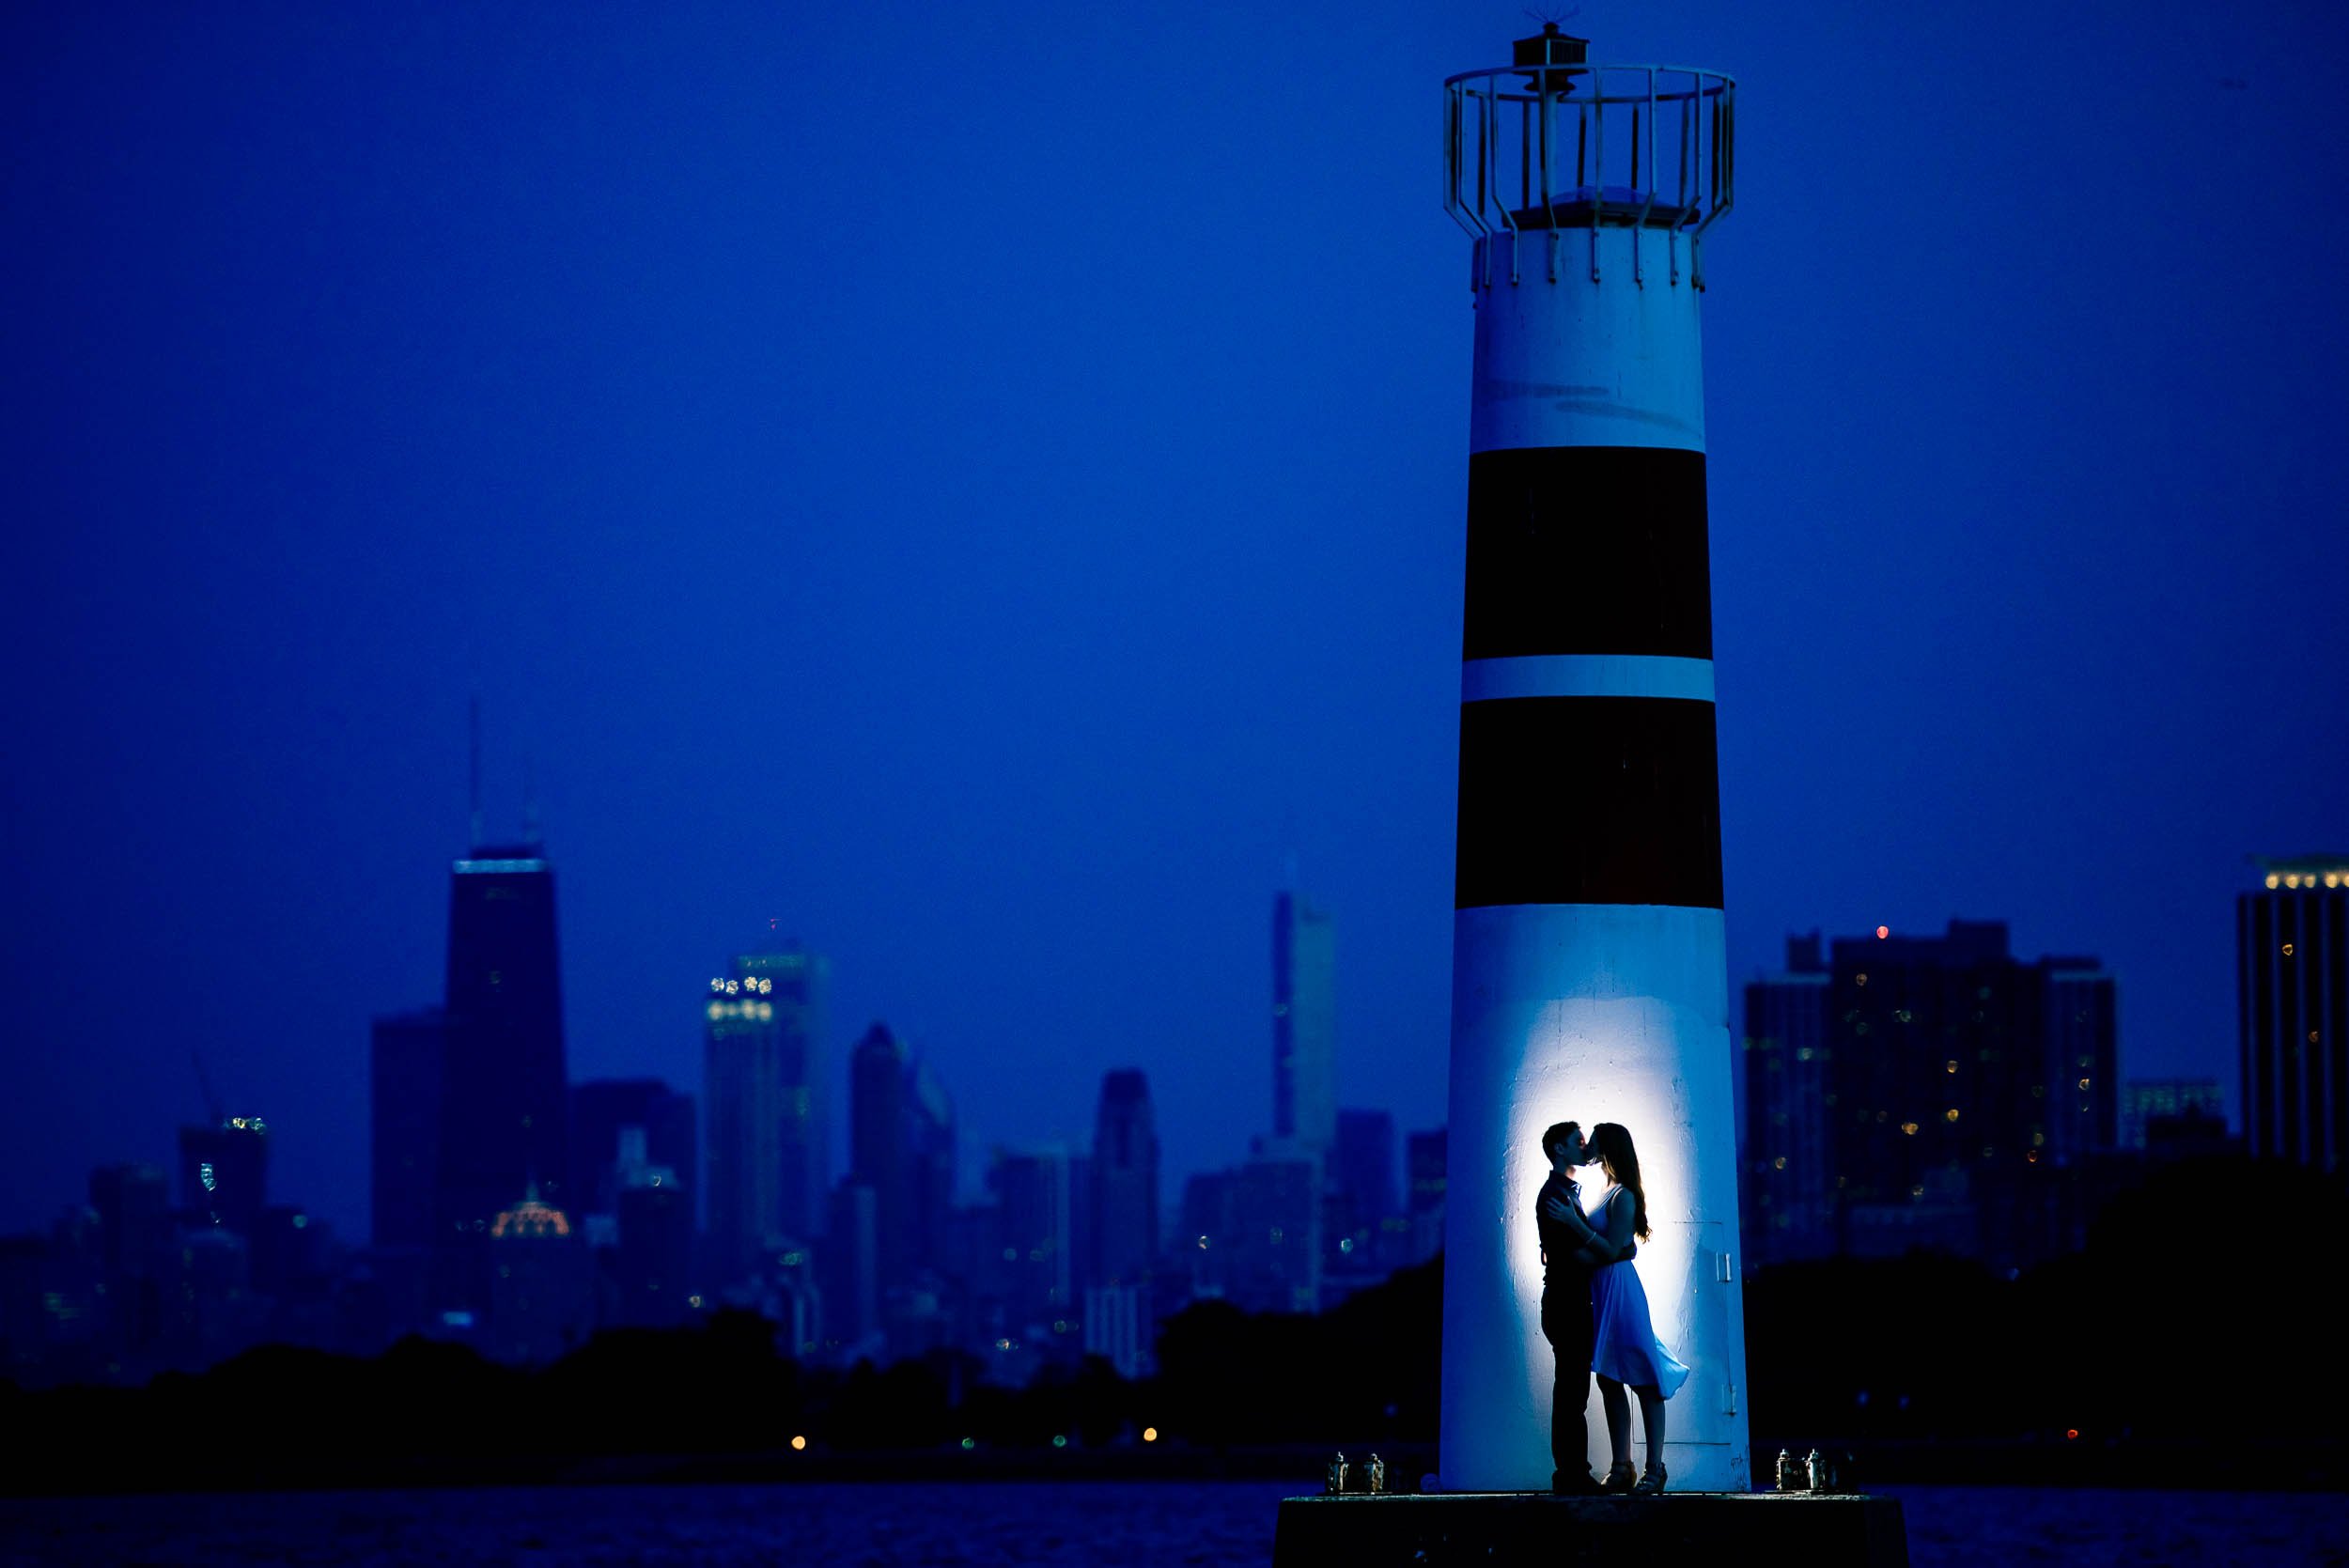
(1635, 1385, 1666, 1474)
(1596, 1374, 1632, 1468)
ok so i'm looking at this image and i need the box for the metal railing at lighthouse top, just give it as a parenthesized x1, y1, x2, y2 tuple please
(1445, 60, 1736, 289)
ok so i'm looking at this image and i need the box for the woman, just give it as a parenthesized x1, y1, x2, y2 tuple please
(1585, 1122, 1689, 1495)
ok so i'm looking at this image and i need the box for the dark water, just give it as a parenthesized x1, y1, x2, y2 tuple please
(3, 1481, 2345, 1566)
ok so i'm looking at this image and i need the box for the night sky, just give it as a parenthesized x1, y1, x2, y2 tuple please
(5, 1, 2345, 1244)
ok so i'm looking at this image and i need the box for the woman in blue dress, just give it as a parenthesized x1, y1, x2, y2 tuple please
(1586, 1122, 1690, 1494)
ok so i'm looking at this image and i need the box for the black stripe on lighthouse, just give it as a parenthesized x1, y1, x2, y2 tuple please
(1464, 446, 1712, 661)
(1455, 696, 1724, 909)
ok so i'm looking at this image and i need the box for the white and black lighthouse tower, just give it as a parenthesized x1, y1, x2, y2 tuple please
(1438, 29, 1749, 1492)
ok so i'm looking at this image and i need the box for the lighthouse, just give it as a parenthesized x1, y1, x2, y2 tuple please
(1438, 29, 1748, 1493)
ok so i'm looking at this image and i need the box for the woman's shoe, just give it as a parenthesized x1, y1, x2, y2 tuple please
(1633, 1463, 1668, 1495)
(1600, 1462, 1638, 1494)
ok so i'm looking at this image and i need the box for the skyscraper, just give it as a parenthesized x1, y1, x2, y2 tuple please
(440, 846, 569, 1230)
(1741, 934, 1833, 1268)
(849, 1023, 957, 1294)
(706, 975, 783, 1282)
(823, 1179, 878, 1351)
(611, 1126, 692, 1329)
(1329, 1109, 1395, 1274)
(2239, 855, 2348, 1170)
(370, 1011, 446, 1251)
(2119, 1078, 2226, 1151)
(177, 1117, 270, 1236)
(1181, 1154, 1319, 1314)
(1404, 1127, 1446, 1267)
(570, 1078, 694, 1216)
(989, 1144, 1072, 1333)
(1090, 1070, 1159, 1287)
(1806, 921, 2119, 1267)
(1272, 890, 1337, 1153)
(733, 945, 829, 1239)
(2042, 956, 2119, 1166)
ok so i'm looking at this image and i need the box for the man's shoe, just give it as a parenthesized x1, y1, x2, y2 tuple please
(1550, 1468, 1604, 1496)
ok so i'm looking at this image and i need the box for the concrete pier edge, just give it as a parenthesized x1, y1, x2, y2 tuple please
(1272, 1491, 1909, 1568)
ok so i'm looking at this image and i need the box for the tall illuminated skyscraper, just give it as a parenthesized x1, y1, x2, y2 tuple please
(734, 945, 829, 1239)
(1272, 890, 1336, 1154)
(700, 940, 824, 1281)
(2240, 855, 2349, 1170)
(706, 971, 783, 1281)
(439, 844, 569, 1234)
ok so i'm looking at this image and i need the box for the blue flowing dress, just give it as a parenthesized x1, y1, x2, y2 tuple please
(1588, 1188, 1691, 1397)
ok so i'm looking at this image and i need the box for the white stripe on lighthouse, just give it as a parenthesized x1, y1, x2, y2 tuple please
(1461, 654, 1716, 706)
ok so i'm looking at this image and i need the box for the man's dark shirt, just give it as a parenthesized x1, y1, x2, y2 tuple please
(1537, 1171, 1631, 1286)
(1537, 1171, 1589, 1288)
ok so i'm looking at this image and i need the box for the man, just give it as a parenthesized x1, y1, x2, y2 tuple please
(1535, 1120, 1628, 1495)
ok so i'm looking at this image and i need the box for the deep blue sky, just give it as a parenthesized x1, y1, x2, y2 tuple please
(5, 2, 2345, 1242)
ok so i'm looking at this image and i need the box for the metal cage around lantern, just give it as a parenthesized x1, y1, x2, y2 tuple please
(1444, 61, 1736, 289)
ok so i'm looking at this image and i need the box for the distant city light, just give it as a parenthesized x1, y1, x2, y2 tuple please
(790, 1436, 807, 1452)
(2065, 1428, 2079, 1441)
(960, 1437, 976, 1451)
(688, 1295, 704, 1308)
(1875, 925, 1889, 939)
(1051, 1435, 1067, 1449)
(1143, 1427, 1159, 1442)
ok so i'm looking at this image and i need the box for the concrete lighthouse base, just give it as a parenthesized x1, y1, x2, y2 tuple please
(1272, 1492, 1909, 1568)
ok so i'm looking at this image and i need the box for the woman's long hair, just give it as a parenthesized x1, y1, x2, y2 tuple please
(1589, 1123, 1651, 1240)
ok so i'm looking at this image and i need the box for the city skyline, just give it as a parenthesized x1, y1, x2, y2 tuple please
(5, 804, 2321, 1244)
(8, 2, 2348, 1248)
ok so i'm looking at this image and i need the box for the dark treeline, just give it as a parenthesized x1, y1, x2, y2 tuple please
(6, 1157, 2340, 1496)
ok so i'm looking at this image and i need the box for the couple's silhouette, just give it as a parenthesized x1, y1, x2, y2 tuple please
(1535, 1120, 1689, 1495)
